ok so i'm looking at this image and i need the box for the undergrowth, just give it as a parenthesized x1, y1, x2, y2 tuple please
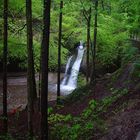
(49, 86, 129, 140)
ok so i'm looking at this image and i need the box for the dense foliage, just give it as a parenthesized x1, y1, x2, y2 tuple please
(0, 0, 140, 140)
(0, 0, 140, 71)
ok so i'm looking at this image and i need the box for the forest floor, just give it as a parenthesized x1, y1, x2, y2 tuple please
(0, 40, 140, 140)
(0, 72, 140, 140)
(55, 76, 140, 140)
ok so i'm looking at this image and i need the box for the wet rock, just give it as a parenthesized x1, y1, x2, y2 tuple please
(136, 132, 140, 140)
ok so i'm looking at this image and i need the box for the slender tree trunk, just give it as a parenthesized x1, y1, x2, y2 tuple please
(41, 0, 51, 139)
(26, 0, 37, 101)
(86, 8, 91, 83)
(3, 0, 8, 134)
(108, 1, 111, 15)
(57, 1, 63, 104)
(38, 68, 41, 111)
(101, 0, 104, 10)
(90, 0, 98, 85)
(26, 0, 37, 138)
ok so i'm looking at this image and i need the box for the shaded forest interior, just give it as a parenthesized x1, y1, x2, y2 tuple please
(0, 0, 140, 140)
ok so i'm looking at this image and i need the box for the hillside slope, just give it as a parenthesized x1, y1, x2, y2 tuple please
(51, 48, 140, 140)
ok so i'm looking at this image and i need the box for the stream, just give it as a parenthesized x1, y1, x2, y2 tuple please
(0, 42, 85, 113)
(0, 72, 64, 114)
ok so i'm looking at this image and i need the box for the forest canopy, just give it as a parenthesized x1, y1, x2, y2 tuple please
(0, 0, 140, 71)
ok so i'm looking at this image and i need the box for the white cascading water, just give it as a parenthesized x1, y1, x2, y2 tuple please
(61, 56, 73, 85)
(60, 42, 85, 95)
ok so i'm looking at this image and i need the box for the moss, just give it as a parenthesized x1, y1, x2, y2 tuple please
(110, 55, 140, 89)
(77, 73, 86, 88)
(64, 85, 90, 103)
(110, 68, 122, 84)
(131, 62, 140, 79)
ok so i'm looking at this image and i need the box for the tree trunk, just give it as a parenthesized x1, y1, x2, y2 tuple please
(90, 0, 98, 86)
(38, 68, 41, 111)
(108, 1, 111, 15)
(26, 0, 37, 138)
(101, 0, 104, 10)
(57, 1, 63, 104)
(3, 0, 8, 134)
(86, 8, 91, 83)
(41, 0, 51, 139)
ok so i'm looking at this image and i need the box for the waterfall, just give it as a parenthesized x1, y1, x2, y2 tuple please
(61, 56, 73, 85)
(60, 42, 85, 95)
